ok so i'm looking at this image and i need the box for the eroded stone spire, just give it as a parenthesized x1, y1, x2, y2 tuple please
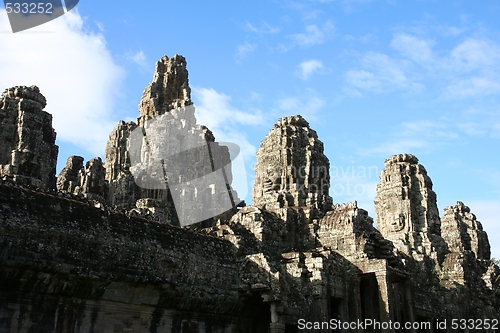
(374, 154, 445, 259)
(253, 115, 332, 211)
(441, 201, 491, 260)
(138, 54, 192, 117)
(105, 55, 240, 225)
(57, 156, 108, 203)
(0, 86, 58, 190)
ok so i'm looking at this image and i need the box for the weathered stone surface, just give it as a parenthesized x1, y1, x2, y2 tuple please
(105, 55, 240, 226)
(138, 54, 192, 117)
(317, 201, 397, 264)
(78, 157, 108, 202)
(441, 201, 491, 260)
(1, 57, 499, 333)
(253, 115, 332, 211)
(56, 155, 84, 194)
(374, 154, 447, 261)
(57, 156, 108, 203)
(130, 106, 240, 226)
(105, 120, 140, 209)
(0, 184, 240, 332)
(0, 86, 58, 190)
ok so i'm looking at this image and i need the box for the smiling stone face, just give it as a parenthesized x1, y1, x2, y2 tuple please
(374, 154, 446, 257)
(252, 115, 332, 211)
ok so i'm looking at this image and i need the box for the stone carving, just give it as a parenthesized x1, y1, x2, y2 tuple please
(253, 115, 332, 211)
(441, 201, 491, 260)
(374, 153, 446, 259)
(0, 86, 58, 190)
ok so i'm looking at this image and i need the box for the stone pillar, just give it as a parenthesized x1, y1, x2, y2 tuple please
(375, 271, 391, 325)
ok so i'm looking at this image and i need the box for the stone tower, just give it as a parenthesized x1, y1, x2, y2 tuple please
(105, 55, 240, 225)
(138, 54, 192, 117)
(0, 86, 58, 190)
(374, 154, 445, 259)
(105, 55, 194, 209)
(253, 115, 332, 211)
(441, 201, 491, 260)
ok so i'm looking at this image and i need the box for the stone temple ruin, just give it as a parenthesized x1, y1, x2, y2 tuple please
(0, 55, 499, 333)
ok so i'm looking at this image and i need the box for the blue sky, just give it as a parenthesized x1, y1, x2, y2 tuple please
(1, 0, 499, 257)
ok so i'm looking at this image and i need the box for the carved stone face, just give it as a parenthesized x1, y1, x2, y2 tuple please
(389, 213, 406, 232)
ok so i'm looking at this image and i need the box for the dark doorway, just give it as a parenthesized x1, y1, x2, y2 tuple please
(237, 293, 271, 333)
(360, 273, 381, 332)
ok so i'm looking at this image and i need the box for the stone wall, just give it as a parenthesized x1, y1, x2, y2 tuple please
(0, 183, 240, 332)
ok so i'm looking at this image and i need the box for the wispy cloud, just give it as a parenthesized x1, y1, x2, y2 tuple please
(297, 59, 324, 79)
(361, 120, 459, 156)
(193, 88, 266, 201)
(236, 42, 257, 63)
(129, 50, 149, 70)
(276, 88, 325, 120)
(390, 33, 434, 64)
(290, 20, 335, 47)
(345, 52, 423, 93)
(443, 76, 500, 98)
(346, 32, 500, 99)
(245, 22, 280, 34)
(0, 9, 125, 156)
(449, 38, 500, 71)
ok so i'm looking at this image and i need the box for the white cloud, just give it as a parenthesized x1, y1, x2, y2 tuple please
(277, 89, 325, 120)
(130, 50, 149, 70)
(444, 76, 500, 98)
(361, 120, 459, 156)
(345, 52, 422, 93)
(245, 22, 280, 34)
(192, 88, 265, 202)
(297, 59, 324, 79)
(390, 33, 434, 63)
(192, 88, 262, 160)
(193, 88, 264, 130)
(0, 9, 125, 156)
(450, 38, 500, 71)
(290, 20, 335, 47)
(96, 21, 105, 32)
(346, 34, 500, 98)
(236, 42, 257, 63)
